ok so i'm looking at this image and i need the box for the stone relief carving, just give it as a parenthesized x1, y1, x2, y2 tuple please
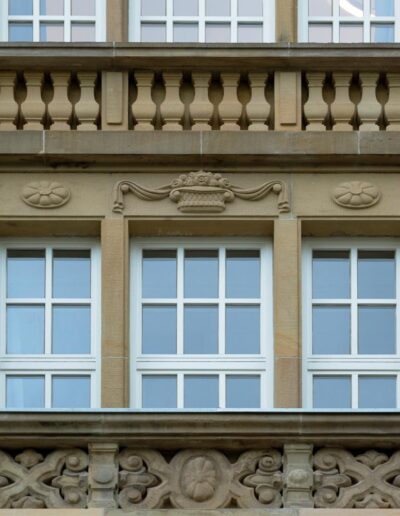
(332, 181, 381, 209)
(0, 448, 88, 509)
(112, 171, 290, 214)
(313, 448, 400, 508)
(21, 181, 71, 209)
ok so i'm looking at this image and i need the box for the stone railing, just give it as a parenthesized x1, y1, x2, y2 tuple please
(0, 412, 400, 511)
(1, 44, 400, 133)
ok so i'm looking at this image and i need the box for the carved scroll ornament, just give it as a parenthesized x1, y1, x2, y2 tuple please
(332, 181, 381, 209)
(21, 181, 71, 209)
(112, 171, 290, 214)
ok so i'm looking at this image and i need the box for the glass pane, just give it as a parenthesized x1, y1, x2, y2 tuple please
(313, 251, 350, 299)
(184, 250, 218, 298)
(40, 23, 64, 41)
(52, 306, 91, 354)
(6, 376, 44, 408)
(184, 375, 219, 408)
(309, 0, 332, 16)
(309, 23, 332, 42)
(7, 250, 45, 299)
(340, 24, 363, 42)
(141, 23, 167, 42)
(174, 0, 198, 16)
(358, 251, 395, 299)
(313, 376, 351, 408)
(142, 306, 176, 354)
(143, 250, 176, 298)
(174, 23, 199, 42)
(71, 23, 96, 42)
(8, 23, 33, 42)
(184, 305, 218, 354)
(7, 305, 45, 354)
(9, 0, 33, 15)
(226, 375, 260, 408)
(53, 250, 91, 299)
(340, 0, 364, 17)
(206, 0, 230, 16)
(359, 376, 396, 408)
(358, 306, 395, 354)
(71, 0, 96, 15)
(52, 376, 90, 408)
(238, 0, 263, 16)
(141, 0, 166, 16)
(142, 375, 177, 408)
(205, 23, 231, 42)
(371, 0, 394, 16)
(313, 306, 350, 354)
(371, 24, 394, 42)
(238, 24, 263, 43)
(40, 0, 64, 15)
(226, 250, 260, 298)
(226, 306, 260, 354)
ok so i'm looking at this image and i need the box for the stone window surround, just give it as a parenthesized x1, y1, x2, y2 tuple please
(0, 0, 107, 42)
(0, 237, 101, 409)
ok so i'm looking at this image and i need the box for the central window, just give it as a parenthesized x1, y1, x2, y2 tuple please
(131, 239, 273, 410)
(129, 0, 275, 42)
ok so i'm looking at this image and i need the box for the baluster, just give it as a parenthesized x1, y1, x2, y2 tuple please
(304, 73, 327, 131)
(0, 72, 17, 130)
(331, 73, 354, 131)
(385, 74, 400, 131)
(132, 72, 156, 131)
(22, 72, 44, 130)
(48, 72, 71, 130)
(358, 73, 380, 131)
(160, 73, 184, 131)
(190, 73, 212, 131)
(219, 74, 241, 131)
(247, 73, 269, 131)
(75, 72, 98, 131)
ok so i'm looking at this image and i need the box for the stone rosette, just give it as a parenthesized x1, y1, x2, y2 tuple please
(21, 181, 71, 209)
(332, 181, 381, 209)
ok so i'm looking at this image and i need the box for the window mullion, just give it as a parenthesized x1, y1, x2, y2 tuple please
(45, 247, 52, 356)
(177, 246, 184, 355)
(396, 247, 400, 356)
(167, 0, 173, 41)
(333, 0, 340, 42)
(1, 247, 7, 358)
(45, 372, 52, 408)
(219, 247, 226, 355)
(65, 0, 71, 41)
(177, 372, 184, 408)
(231, 0, 237, 42)
(350, 247, 358, 356)
(352, 373, 358, 409)
(364, 0, 371, 42)
(33, 0, 40, 41)
(219, 373, 225, 408)
(199, 0, 205, 42)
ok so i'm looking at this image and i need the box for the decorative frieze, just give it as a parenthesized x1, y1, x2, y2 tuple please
(112, 171, 290, 214)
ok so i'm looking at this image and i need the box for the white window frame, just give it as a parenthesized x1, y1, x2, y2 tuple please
(0, 0, 106, 42)
(130, 237, 274, 410)
(303, 237, 400, 409)
(298, 0, 400, 42)
(129, 0, 275, 42)
(0, 238, 101, 409)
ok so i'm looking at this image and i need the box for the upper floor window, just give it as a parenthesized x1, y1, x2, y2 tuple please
(129, 0, 275, 42)
(0, 239, 101, 409)
(303, 239, 400, 409)
(131, 239, 273, 410)
(0, 0, 106, 42)
(300, 0, 398, 42)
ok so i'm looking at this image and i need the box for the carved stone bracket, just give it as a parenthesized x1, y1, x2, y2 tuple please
(332, 181, 381, 209)
(112, 171, 290, 214)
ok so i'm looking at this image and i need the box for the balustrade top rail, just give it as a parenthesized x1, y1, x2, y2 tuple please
(1, 43, 400, 71)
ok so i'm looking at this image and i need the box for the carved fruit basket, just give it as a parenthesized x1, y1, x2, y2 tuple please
(169, 187, 235, 213)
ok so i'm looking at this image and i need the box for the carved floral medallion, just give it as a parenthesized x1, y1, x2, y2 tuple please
(332, 181, 381, 209)
(21, 181, 71, 209)
(113, 171, 290, 214)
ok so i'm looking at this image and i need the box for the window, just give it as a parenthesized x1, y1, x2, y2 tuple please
(129, 0, 275, 42)
(0, 0, 106, 42)
(303, 239, 400, 409)
(131, 239, 273, 409)
(299, 0, 399, 42)
(0, 239, 101, 409)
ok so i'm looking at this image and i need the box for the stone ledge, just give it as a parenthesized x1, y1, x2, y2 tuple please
(0, 411, 399, 449)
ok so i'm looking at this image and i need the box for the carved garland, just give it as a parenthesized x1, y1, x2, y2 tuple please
(112, 171, 290, 214)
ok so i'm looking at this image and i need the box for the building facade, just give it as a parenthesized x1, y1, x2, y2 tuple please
(0, 0, 400, 514)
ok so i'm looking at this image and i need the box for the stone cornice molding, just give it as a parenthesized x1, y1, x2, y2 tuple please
(112, 171, 290, 214)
